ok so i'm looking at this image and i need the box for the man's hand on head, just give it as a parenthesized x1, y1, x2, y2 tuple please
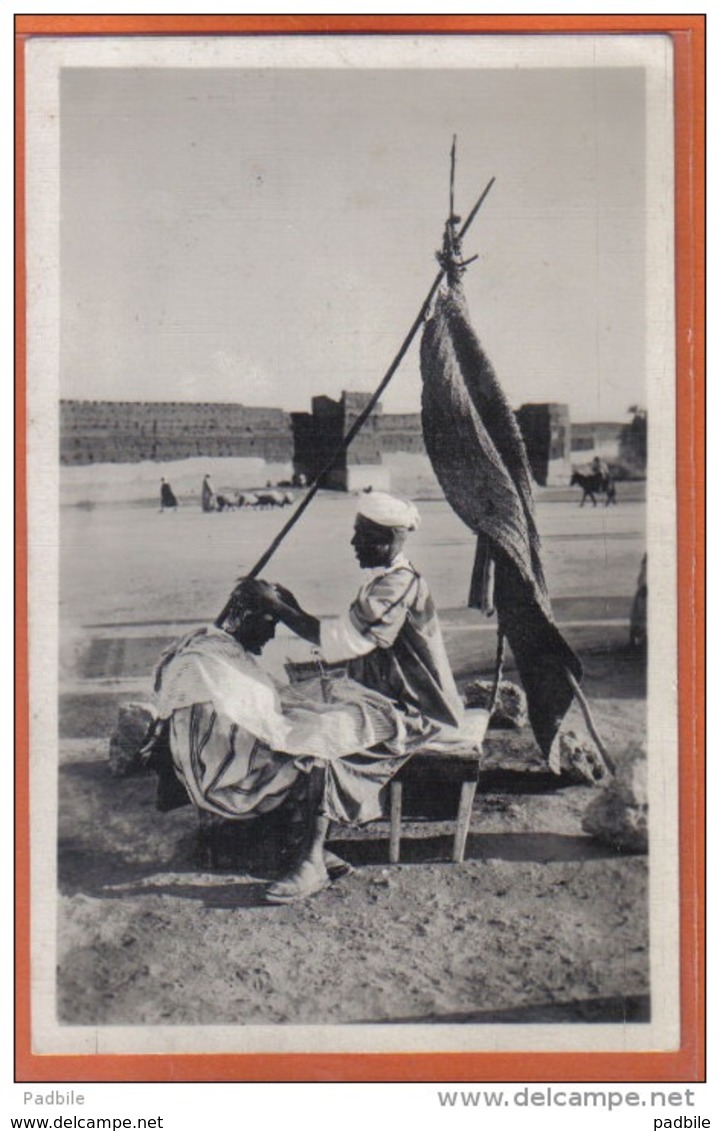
(250, 579, 283, 611)
(255, 582, 320, 646)
(252, 580, 304, 615)
(272, 583, 302, 612)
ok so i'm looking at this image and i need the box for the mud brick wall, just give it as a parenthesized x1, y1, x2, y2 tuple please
(60, 400, 294, 465)
(61, 396, 606, 484)
(376, 412, 425, 454)
(341, 392, 383, 467)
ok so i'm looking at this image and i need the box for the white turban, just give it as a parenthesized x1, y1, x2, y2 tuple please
(356, 491, 421, 531)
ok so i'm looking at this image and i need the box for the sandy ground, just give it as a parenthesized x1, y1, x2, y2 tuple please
(55, 480, 649, 1032)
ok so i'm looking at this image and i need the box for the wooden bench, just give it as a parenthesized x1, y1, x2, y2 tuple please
(280, 664, 490, 863)
(194, 660, 490, 868)
(197, 709, 488, 869)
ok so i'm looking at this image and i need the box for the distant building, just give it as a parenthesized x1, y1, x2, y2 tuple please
(515, 403, 571, 487)
(59, 394, 638, 490)
(570, 420, 624, 464)
(291, 392, 390, 492)
(618, 410, 647, 474)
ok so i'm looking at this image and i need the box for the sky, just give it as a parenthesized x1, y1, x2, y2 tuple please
(59, 45, 653, 422)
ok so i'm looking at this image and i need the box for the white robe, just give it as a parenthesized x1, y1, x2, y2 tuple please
(154, 627, 410, 824)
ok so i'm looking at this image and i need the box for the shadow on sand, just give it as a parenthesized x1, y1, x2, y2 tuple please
(377, 993, 651, 1025)
(59, 754, 641, 910)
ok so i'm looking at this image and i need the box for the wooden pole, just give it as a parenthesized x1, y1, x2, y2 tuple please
(488, 630, 506, 716)
(219, 174, 496, 603)
(566, 670, 616, 776)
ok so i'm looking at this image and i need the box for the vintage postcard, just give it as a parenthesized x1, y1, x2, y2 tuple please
(15, 16, 704, 1081)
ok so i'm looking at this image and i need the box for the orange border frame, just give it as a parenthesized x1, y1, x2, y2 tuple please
(14, 13, 705, 1083)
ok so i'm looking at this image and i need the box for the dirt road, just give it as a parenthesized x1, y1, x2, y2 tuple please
(53, 486, 649, 1041)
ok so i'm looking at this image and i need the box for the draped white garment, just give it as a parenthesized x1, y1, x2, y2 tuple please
(154, 626, 410, 824)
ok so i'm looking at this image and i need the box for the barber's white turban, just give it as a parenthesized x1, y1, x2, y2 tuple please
(356, 491, 421, 531)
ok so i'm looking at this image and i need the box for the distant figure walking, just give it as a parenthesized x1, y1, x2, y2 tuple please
(201, 474, 216, 513)
(160, 478, 178, 513)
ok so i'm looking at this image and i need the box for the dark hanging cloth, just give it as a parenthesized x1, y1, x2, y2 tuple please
(420, 280, 581, 758)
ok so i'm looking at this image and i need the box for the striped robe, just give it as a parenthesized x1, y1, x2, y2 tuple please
(320, 554, 466, 744)
(153, 626, 410, 825)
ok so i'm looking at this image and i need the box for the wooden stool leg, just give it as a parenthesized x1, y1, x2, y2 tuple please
(198, 809, 220, 870)
(452, 780, 477, 863)
(389, 780, 403, 863)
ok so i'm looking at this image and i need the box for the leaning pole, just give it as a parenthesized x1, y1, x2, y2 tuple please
(214, 172, 496, 631)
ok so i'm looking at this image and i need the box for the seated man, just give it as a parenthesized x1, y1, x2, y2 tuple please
(151, 579, 411, 903)
(591, 456, 611, 487)
(260, 491, 467, 748)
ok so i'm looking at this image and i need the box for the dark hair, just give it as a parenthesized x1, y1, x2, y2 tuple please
(228, 578, 266, 612)
(220, 578, 276, 636)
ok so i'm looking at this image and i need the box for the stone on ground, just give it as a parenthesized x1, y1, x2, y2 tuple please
(581, 743, 648, 852)
(464, 679, 528, 729)
(108, 702, 156, 778)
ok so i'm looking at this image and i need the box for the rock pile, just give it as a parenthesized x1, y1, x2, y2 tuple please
(464, 679, 528, 729)
(581, 743, 648, 852)
(108, 702, 156, 778)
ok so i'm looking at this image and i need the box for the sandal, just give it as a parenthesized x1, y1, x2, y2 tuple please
(324, 851, 355, 881)
(265, 863, 331, 904)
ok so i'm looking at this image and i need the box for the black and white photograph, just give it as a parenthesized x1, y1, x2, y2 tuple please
(23, 31, 680, 1061)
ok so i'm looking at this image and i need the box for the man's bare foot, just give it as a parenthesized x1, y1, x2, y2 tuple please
(265, 859, 330, 904)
